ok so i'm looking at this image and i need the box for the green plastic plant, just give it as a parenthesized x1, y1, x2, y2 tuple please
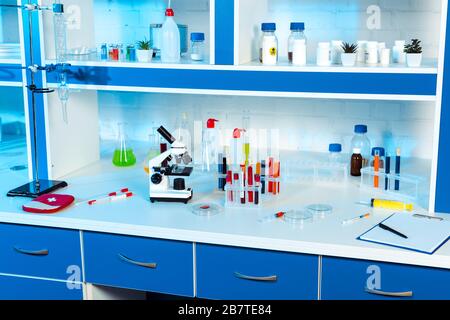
(341, 42, 358, 54)
(137, 39, 151, 50)
(404, 39, 423, 54)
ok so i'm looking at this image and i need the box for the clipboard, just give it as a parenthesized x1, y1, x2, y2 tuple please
(358, 213, 450, 255)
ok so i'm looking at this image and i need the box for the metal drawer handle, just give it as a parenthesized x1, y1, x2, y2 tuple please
(365, 287, 413, 297)
(14, 246, 49, 256)
(118, 253, 157, 269)
(234, 271, 277, 282)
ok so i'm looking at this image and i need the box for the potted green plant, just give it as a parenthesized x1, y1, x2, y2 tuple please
(136, 39, 153, 63)
(340, 42, 358, 67)
(404, 39, 423, 67)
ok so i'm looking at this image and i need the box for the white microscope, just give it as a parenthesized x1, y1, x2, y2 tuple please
(149, 126, 193, 204)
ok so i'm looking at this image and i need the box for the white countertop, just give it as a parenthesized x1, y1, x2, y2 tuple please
(0, 159, 449, 270)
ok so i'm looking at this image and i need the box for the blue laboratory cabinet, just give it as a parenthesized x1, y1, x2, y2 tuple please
(321, 257, 450, 300)
(0, 0, 450, 301)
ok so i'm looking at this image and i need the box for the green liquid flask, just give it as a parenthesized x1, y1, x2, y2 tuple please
(112, 123, 137, 167)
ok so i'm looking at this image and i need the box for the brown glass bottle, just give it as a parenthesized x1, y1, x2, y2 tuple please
(351, 148, 363, 177)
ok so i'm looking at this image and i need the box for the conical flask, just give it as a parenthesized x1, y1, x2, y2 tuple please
(112, 122, 137, 167)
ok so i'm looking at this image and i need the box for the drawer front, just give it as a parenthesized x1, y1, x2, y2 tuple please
(322, 257, 450, 300)
(197, 244, 319, 300)
(0, 224, 82, 281)
(83, 232, 194, 297)
(0, 275, 83, 300)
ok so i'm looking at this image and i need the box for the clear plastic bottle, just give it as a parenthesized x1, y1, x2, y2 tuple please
(201, 118, 220, 172)
(161, 8, 181, 63)
(328, 143, 343, 164)
(288, 22, 306, 64)
(351, 125, 371, 167)
(259, 23, 278, 65)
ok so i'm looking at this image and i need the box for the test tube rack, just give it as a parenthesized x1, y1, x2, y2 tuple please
(360, 167, 422, 201)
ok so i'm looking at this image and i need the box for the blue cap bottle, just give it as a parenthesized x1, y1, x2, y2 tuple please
(261, 23, 276, 32)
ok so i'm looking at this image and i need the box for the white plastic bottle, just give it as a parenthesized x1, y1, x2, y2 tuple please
(161, 8, 180, 63)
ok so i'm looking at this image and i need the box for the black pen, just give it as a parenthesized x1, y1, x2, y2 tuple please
(379, 223, 408, 239)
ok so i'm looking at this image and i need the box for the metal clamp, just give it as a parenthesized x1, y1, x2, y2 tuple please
(234, 272, 277, 282)
(365, 287, 413, 297)
(14, 246, 49, 256)
(118, 254, 157, 269)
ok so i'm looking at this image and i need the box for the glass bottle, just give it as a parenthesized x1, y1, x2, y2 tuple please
(328, 143, 343, 164)
(350, 124, 371, 167)
(260, 23, 278, 65)
(112, 122, 137, 167)
(351, 148, 363, 177)
(190, 32, 205, 61)
(288, 22, 306, 64)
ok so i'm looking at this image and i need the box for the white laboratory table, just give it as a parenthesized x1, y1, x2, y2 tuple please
(0, 161, 449, 300)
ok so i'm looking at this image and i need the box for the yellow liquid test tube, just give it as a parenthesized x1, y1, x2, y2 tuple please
(243, 142, 250, 166)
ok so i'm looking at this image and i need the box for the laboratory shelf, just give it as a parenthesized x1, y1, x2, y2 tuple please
(45, 63, 438, 100)
(0, 62, 23, 85)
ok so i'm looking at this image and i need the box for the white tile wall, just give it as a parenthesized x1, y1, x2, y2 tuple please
(257, 0, 443, 61)
(96, 91, 436, 160)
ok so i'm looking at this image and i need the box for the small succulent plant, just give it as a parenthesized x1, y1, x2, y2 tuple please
(341, 42, 358, 54)
(404, 39, 423, 54)
(137, 39, 151, 50)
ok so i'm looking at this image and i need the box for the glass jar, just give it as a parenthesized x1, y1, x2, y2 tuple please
(190, 32, 205, 61)
(328, 143, 343, 164)
(350, 125, 371, 167)
(288, 22, 306, 64)
(259, 23, 278, 65)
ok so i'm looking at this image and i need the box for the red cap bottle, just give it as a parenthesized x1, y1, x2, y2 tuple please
(165, 8, 174, 16)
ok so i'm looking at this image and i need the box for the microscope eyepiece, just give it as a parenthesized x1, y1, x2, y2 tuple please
(157, 126, 176, 144)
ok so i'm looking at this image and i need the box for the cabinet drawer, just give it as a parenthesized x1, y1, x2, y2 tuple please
(0, 224, 82, 281)
(321, 257, 450, 300)
(83, 232, 194, 297)
(197, 244, 319, 300)
(0, 275, 83, 300)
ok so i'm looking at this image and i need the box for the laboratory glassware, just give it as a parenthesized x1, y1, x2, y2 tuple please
(351, 125, 371, 167)
(283, 210, 313, 226)
(260, 23, 278, 65)
(351, 148, 363, 177)
(366, 41, 378, 64)
(307, 204, 333, 219)
(144, 127, 161, 174)
(328, 143, 343, 164)
(190, 32, 205, 61)
(112, 123, 137, 167)
(331, 40, 343, 64)
(357, 40, 367, 63)
(191, 203, 222, 216)
(288, 22, 306, 64)
(161, 8, 181, 63)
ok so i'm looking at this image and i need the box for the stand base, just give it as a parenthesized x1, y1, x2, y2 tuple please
(7, 180, 68, 198)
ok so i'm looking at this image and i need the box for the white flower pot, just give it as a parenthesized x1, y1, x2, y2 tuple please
(406, 53, 422, 67)
(341, 53, 357, 67)
(136, 49, 153, 63)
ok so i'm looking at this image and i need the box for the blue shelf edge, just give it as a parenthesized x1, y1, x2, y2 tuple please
(0, 64, 23, 83)
(46, 65, 437, 96)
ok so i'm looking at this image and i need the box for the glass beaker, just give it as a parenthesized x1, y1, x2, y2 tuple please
(144, 127, 161, 174)
(112, 123, 137, 167)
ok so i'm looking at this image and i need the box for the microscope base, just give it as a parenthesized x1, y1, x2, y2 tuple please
(150, 189, 193, 204)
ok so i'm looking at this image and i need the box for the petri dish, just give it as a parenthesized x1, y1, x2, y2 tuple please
(283, 210, 313, 226)
(191, 203, 222, 217)
(306, 204, 333, 218)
